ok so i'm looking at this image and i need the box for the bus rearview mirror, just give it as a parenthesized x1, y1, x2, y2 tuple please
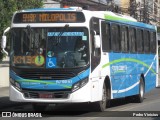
(1, 27, 10, 55)
(1, 36, 7, 49)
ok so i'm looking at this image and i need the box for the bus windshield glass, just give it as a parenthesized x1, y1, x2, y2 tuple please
(10, 27, 89, 68)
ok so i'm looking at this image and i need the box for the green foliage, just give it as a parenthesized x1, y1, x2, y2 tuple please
(0, 0, 43, 36)
(0, 0, 43, 62)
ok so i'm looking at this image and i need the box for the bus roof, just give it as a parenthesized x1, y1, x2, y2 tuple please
(90, 11, 156, 31)
(17, 7, 156, 31)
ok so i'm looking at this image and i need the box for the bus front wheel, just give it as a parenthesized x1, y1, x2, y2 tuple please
(93, 84, 107, 112)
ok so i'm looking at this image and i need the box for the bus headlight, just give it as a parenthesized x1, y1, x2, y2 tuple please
(72, 78, 88, 92)
(10, 77, 21, 91)
(10, 77, 15, 85)
(15, 82, 21, 91)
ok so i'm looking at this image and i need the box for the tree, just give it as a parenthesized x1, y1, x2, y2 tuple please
(0, 0, 43, 61)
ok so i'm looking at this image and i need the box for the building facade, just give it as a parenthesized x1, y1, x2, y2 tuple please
(43, 0, 60, 8)
(114, 0, 130, 9)
(135, 0, 160, 25)
(43, 0, 113, 10)
(113, 0, 160, 25)
(43, 0, 160, 26)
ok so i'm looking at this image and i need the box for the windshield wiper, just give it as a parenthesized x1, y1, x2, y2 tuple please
(56, 24, 69, 42)
(49, 24, 69, 46)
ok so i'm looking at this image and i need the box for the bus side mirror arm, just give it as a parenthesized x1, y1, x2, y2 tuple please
(1, 27, 10, 55)
(3, 27, 10, 36)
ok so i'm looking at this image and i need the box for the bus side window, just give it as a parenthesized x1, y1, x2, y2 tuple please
(144, 30, 150, 53)
(129, 28, 136, 53)
(150, 32, 156, 53)
(137, 29, 144, 53)
(121, 26, 128, 52)
(111, 24, 120, 52)
(101, 21, 111, 52)
(91, 31, 100, 57)
(90, 30, 101, 71)
(153, 32, 156, 53)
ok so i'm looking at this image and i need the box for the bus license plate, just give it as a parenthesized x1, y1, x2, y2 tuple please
(39, 93, 53, 98)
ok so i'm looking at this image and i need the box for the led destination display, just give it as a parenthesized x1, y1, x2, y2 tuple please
(13, 12, 85, 23)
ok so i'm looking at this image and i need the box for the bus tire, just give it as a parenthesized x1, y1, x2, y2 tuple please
(93, 84, 107, 112)
(32, 103, 48, 112)
(135, 77, 144, 103)
(106, 85, 111, 108)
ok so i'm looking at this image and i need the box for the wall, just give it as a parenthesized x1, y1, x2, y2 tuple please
(0, 57, 9, 87)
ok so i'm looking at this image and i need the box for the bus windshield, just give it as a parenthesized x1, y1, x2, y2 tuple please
(10, 27, 89, 68)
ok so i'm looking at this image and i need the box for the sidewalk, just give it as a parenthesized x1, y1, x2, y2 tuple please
(0, 56, 9, 67)
(0, 87, 9, 97)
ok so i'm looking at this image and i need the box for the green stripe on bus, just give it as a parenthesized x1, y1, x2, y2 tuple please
(104, 14, 135, 22)
(102, 58, 156, 74)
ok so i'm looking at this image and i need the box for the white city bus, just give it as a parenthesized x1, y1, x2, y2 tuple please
(1, 7, 158, 111)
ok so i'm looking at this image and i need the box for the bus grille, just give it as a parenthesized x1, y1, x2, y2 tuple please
(13, 69, 76, 80)
(23, 91, 70, 99)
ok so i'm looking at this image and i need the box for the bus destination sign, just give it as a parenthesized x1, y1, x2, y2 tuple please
(13, 12, 85, 23)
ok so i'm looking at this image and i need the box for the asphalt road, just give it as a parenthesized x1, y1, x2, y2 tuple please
(0, 86, 160, 120)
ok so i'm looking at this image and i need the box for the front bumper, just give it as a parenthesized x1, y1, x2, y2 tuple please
(9, 82, 91, 103)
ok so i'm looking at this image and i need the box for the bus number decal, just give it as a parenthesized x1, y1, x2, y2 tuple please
(111, 65, 128, 73)
(56, 80, 72, 84)
(13, 55, 45, 66)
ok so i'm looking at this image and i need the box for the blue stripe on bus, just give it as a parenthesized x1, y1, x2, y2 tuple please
(109, 20, 156, 30)
(24, 8, 74, 12)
